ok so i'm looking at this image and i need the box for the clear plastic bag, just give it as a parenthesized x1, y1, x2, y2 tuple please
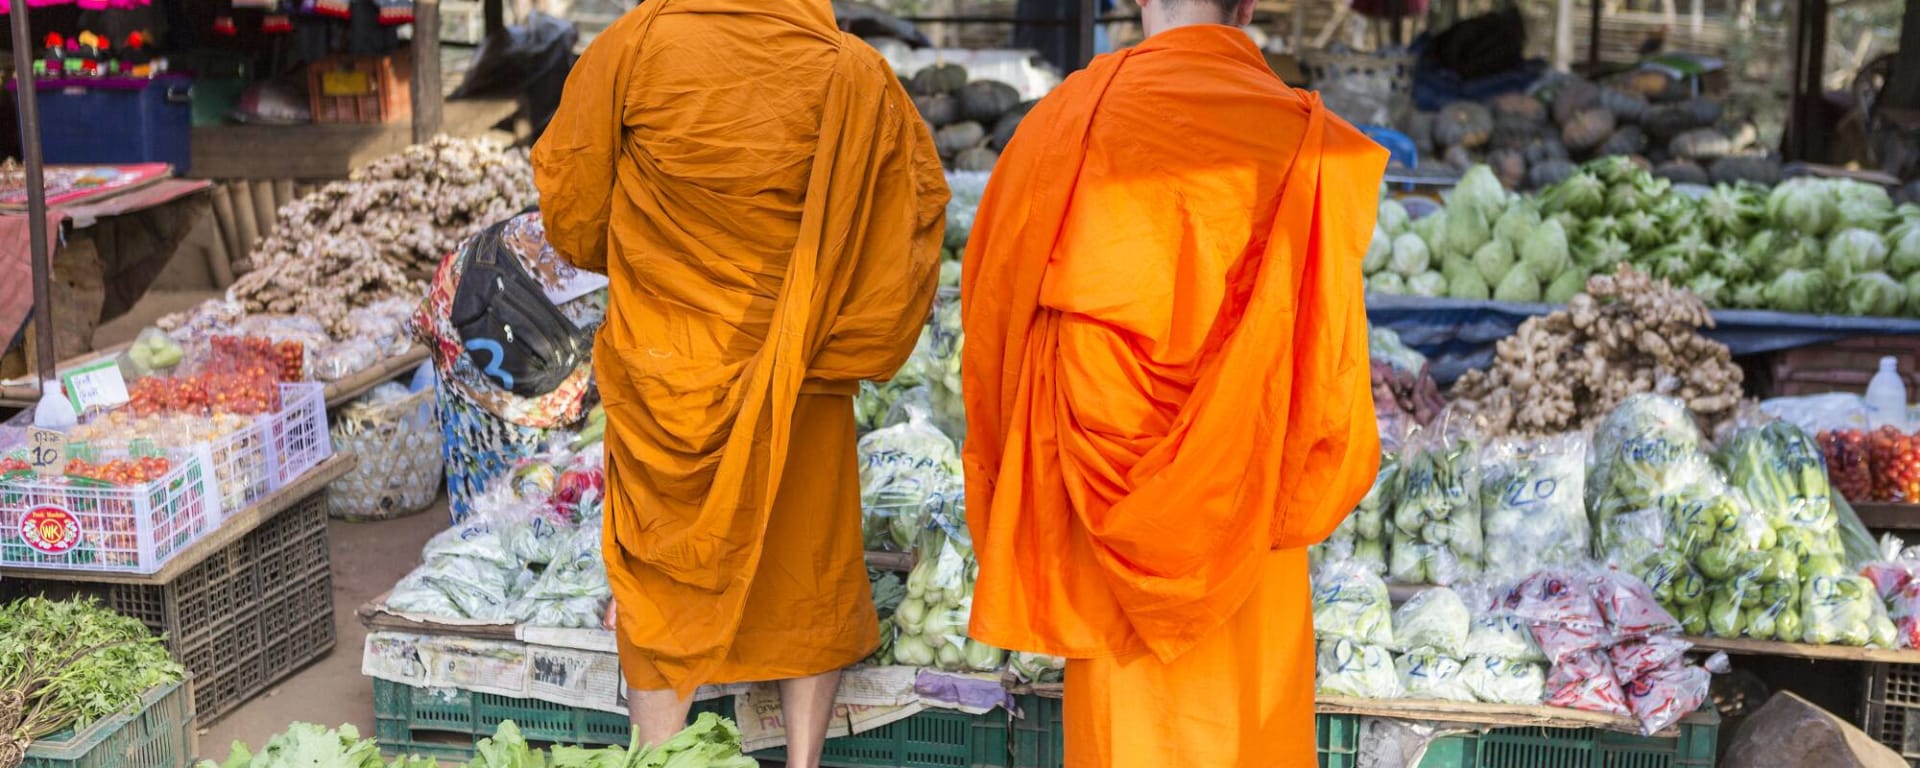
(1389, 413, 1483, 585)
(1544, 650, 1631, 717)
(1316, 455, 1395, 576)
(1505, 569, 1611, 662)
(1316, 639, 1401, 699)
(508, 521, 611, 628)
(1624, 663, 1710, 735)
(124, 327, 187, 378)
(1312, 561, 1396, 647)
(1008, 652, 1065, 684)
(1718, 419, 1836, 533)
(1609, 635, 1693, 683)
(1458, 656, 1547, 705)
(1392, 587, 1470, 656)
(1801, 574, 1900, 647)
(1395, 649, 1475, 703)
(1589, 395, 1712, 571)
(894, 522, 1003, 673)
(1592, 567, 1681, 640)
(858, 404, 962, 553)
(1459, 581, 1545, 662)
(1481, 433, 1591, 579)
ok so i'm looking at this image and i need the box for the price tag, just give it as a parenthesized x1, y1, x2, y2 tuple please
(60, 358, 129, 414)
(27, 428, 64, 477)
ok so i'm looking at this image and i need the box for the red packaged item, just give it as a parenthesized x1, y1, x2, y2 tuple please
(1869, 426, 1920, 502)
(1890, 580, 1920, 648)
(1819, 428, 1872, 503)
(1625, 664, 1710, 735)
(1545, 651, 1632, 717)
(1864, 560, 1914, 602)
(1593, 567, 1682, 640)
(1507, 569, 1611, 661)
(1609, 635, 1693, 683)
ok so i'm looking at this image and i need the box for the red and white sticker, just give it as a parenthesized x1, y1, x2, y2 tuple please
(19, 505, 80, 554)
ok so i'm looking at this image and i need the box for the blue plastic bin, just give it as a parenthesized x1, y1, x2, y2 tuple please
(9, 76, 192, 174)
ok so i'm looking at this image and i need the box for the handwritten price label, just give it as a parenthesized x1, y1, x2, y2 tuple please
(28, 428, 64, 477)
(60, 359, 128, 414)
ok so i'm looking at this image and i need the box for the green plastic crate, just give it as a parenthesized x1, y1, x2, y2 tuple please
(760, 707, 1012, 768)
(372, 679, 732, 762)
(22, 681, 193, 768)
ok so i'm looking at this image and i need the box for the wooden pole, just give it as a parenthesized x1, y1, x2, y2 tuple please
(484, 0, 506, 38)
(1079, 0, 1098, 67)
(413, 0, 445, 144)
(1554, 0, 1574, 70)
(10, 0, 55, 387)
(1587, 0, 1603, 73)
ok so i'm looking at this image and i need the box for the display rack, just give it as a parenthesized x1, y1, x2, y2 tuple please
(0, 346, 428, 410)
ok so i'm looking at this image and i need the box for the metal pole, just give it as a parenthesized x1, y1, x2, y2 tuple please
(10, 0, 55, 386)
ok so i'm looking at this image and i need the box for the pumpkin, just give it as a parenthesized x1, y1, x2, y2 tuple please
(910, 63, 969, 95)
(1527, 159, 1577, 189)
(1489, 93, 1547, 125)
(1682, 98, 1723, 128)
(1670, 129, 1735, 160)
(1601, 125, 1647, 156)
(1434, 102, 1494, 149)
(1406, 111, 1437, 153)
(935, 121, 986, 158)
(1491, 114, 1547, 149)
(1653, 161, 1710, 186)
(1561, 108, 1617, 152)
(1442, 144, 1474, 171)
(1551, 79, 1601, 126)
(1597, 88, 1650, 123)
(1641, 105, 1696, 141)
(1622, 70, 1673, 99)
(1522, 136, 1569, 165)
(914, 93, 959, 128)
(953, 146, 999, 172)
(959, 80, 1021, 123)
(1709, 155, 1783, 186)
(1489, 148, 1527, 189)
(990, 101, 1037, 150)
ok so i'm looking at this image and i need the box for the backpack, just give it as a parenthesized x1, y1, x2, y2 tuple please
(448, 219, 588, 398)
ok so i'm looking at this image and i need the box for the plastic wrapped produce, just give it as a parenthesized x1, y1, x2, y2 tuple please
(1008, 652, 1065, 684)
(893, 518, 1004, 673)
(1390, 415, 1483, 585)
(1592, 567, 1681, 640)
(1801, 574, 1899, 647)
(1316, 639, 1401, 699)
(1718, 420, 1836, 533)
(1396, 649, 1476, 703)
(1458, 656, 1547, 705)
(1871, 426, 1920, 502)
(1312, 561, 1396, 647)
(1505, 569, 1611, 662)
(1393, 588, 1472, 655)
(1590, 397, 1720, 576)
(1818, 428, 1872, 503)
(857, 404, 962, 552)
(1481, 433, 1590, 578)
(1313, 455, 1395, 576)
(1544, 650, 1631, 717)
(1460, 581, 1546, 662)
(1625, 664, 1710, 736)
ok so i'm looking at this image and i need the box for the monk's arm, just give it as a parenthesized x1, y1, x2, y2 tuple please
(531, 28, 633, 274)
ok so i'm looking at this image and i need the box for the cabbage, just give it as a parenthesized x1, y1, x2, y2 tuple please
(1379, 198, 1412, 236)
(1391, 233, 1432, 277)
(1826, 228, 1891, 278)
(1412, 209, 1444, 244)
(1579, 233, 1633, 270)
(1395, 649, 1476, 702)
(1620, 210, 1665, 251)
(1712, 248, 1757, 282)
(1834, 181, 1896, 232)
(1541, 171, 1606, 218)
(1449, 270, 1492, 300)
(1768, 178, 1840, 237)
(1472, 239, 1516, 285)
(1451, 165, 1510, 224)
(1766, 268, 1827, 312)
(1699, 184, 1766, 239)
(1437, 205, 1492, 260)
(1393, 587, 1472, 655)
(1520, 218, 1572, 279)
(1493, 202, 1541, 246)
(1316, 639, 1401, 699)
(1494, 264, 1542, 303)
(1844, 271, 1908, 317)
(1775, 237, 1823, 272)
(1686, 273, 1729, 307)
(1313, 561, 1396, 646)
(1889, 221, 1920, 276)
(1731, 281, 1767, 309)
(1364, 227, 1392, 274)
(1368, 272, 1407, 295)
(1408, 271, 1448, 298)
(1906, 273, 1920, 316)
(1545, 270, 1585, 304)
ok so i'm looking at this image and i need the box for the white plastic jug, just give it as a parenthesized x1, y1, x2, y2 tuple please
(1866, 356, 1910, 431)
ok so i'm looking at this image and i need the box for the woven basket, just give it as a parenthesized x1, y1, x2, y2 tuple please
(1298, 48, 1416, 127)
(329, 387, 444, 521)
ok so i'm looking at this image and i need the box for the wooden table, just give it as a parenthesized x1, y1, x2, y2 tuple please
(0, 346, 428, 410)
(0, 453, 354, 585)
(1685, 635, 1920, 664)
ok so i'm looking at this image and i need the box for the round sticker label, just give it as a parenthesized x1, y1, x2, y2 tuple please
(20, 505, 80, 555)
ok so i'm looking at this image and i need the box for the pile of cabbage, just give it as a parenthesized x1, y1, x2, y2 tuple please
(1367, 156, 1920, 317)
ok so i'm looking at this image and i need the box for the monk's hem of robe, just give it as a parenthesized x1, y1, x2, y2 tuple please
(616, 610, 879, 690)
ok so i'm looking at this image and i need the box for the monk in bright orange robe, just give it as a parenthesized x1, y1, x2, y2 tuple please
(532, 1, 946, 762)
(961, 1, 1387, 765)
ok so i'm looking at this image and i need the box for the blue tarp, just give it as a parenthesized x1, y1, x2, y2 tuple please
(1366, 296, 1920, 385)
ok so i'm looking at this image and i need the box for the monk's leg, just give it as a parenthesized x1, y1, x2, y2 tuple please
(628, 688, 695, 747)
(777, 670, 844, 768)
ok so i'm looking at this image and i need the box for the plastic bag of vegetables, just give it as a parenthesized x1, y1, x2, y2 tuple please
(1312, 456, 1395, 576)
(507, 522, 610, 628)
(1389, 414, 1483, 585)
(1396, 649, 1476, 702)
(1312, 561, 1396, 647)
(1544, 650, 1631, 717)
(1801, 574, 1899, 647)
(1626, 663, 1711, 736)
(1460, 581, 1546, 663)
(858, 403, 962, 552)
(1717, 419, 1836, 533)
(1315, 639, 1401, 699)
(1590, 395, 1714, 571)
(1008, 652, 1065, 684)
(1458, 656, 1547, 705)
(1481, 433, 1590, 579)
(892, 509, 1005, 672)
(1392, 587, 1471, 655)
(1506, 569, 1611, 662)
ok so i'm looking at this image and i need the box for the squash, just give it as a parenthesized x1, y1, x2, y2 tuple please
(1682, 98, 1724, 128)
(1597, 88, 1650, 123)
(1622, 70, 1673, 99)
(1561, 108, 1617, 152)
(1653, 161, 1710, 186)
(935, 121, 986, 158)
(1669, 129, 1735, 160)
(1489, 148, 1527, 189)
(1489, 93, 1547, 125)
(914, 93, 959, 128)
(953, 146, 999, 172)
(1491, 114, 1547, 149)
(1406, 111, 1437, 153)
(1640, 105, 1696, 141)
(1522, 136, 1569, 165)
(1442, 144, 1474, 171)
(1551, 79, 1600, 126)
(959, 80, 1021, 123)
(1434, 102, 1494, 149)
(911, 63, 969, 95)
(990, 101, 1037, 150)
(1709, 155, 1784, 186)
(1600, 125, 1647, 157)
(1527, 159, 1577, 189)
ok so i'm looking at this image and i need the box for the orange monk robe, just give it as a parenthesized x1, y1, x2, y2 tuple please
(960, 25, 1386, 767)
(532, 0, 947, 697)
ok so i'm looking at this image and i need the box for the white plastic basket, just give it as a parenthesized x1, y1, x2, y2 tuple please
(264, 382, 331, 489)
(0, 447, 220, 574)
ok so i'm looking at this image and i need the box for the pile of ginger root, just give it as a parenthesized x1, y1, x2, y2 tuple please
(1450, 265, 1744, 436)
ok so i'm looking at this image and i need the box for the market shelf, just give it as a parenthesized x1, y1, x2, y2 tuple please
(1850, 502, 1920, 531)
(0, 346, 428, 411)
(1316, 696, 1661, 736)
(1682, 635, 1920, 664)
(0, 453, 354, 585)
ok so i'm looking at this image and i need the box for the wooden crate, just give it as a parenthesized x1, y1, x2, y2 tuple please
(1768, 336, 1920, 398)
(307, 51, 412, 124)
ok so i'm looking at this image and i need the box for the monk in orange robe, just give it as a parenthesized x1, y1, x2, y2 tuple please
(532, 1, 946, 764)
(961, 1, 1387, 764)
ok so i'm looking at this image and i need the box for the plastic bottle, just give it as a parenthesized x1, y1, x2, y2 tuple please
(32, 383, 76, 430)
(1866, 356, 1910, 431)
